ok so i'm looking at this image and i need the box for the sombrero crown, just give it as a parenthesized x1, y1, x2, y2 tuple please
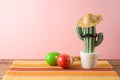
(77, 13, 103, 28)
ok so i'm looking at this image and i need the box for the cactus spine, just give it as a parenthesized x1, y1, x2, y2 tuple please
(76, 26, 104, 53)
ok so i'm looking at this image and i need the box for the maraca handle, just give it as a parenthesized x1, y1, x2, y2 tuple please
(73, 56, 80, 61)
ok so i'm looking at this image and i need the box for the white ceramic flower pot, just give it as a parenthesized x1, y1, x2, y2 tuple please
(80, 50, 98, 69)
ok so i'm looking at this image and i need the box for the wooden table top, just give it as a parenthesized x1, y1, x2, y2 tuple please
(0, 59, 120, 80)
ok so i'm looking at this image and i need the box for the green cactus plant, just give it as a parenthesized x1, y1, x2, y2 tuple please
(76, 26, 104, 53)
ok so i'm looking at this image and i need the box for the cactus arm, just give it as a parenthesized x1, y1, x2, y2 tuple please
(95, 32, 104, 47)
(76, 26, 84, 41)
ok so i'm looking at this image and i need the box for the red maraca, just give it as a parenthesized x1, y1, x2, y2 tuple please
(57, 54, 73, 69)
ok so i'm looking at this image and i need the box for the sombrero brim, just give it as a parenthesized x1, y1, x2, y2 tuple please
(77, 14, 103, 28)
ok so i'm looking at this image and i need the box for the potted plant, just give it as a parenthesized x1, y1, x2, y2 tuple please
(76, 13, 104, 69)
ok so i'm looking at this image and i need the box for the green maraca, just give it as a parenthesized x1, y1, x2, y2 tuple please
(45, 52, 60, 66)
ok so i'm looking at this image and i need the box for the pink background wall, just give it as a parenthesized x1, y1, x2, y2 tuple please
(0, 0, 120, 59)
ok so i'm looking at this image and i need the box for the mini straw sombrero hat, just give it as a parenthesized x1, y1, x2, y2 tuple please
(77, 13, 103, 28)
